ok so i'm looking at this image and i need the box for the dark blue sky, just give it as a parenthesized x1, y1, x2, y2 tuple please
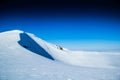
(0, 0, 120, 50)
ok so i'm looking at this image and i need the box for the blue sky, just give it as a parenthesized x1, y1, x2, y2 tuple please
(0, 14, 120, 51)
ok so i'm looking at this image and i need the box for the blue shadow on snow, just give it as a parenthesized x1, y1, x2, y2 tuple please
(18, 32, 54, 60)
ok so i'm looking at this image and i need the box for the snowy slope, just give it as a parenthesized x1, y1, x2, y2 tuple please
(26, 31, 120, 68)
(0, 30, 120, 80)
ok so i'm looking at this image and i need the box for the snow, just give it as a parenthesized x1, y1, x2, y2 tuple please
(0, 30, 120, 80)
(27, 31, 120, 68)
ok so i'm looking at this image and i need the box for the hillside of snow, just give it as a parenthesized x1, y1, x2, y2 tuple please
(0, 30, 120, 80)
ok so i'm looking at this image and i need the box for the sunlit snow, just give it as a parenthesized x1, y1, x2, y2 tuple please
(0, 30, 120, 80)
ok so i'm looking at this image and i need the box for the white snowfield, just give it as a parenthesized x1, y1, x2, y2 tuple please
(0, 30, 120, 80)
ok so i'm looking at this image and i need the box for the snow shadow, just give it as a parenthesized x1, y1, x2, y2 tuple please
(18, 32, 54, 60)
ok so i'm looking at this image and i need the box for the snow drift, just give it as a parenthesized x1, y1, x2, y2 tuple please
(0, 30, 120, 80)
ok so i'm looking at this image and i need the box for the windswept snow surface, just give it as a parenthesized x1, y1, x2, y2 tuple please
(0, 30, 120, 80)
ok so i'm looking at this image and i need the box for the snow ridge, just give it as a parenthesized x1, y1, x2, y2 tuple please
(0, 30, 120, 80)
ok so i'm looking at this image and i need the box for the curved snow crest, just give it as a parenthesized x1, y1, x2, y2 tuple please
(0, 30, 23, 34)
(0, 30, 120, 69)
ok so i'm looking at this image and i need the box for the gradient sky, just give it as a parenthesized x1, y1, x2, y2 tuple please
(0, 0, 120, 51)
